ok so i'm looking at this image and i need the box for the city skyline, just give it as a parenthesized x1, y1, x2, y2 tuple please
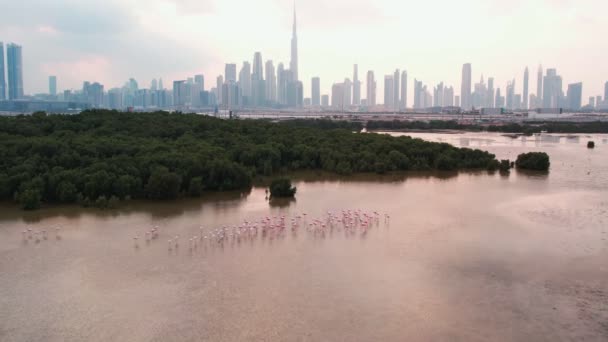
(0, 0, 607, 104)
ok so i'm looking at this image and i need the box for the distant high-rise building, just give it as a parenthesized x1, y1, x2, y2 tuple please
(536, 65, 543, 107)
(49, 76, 57, 96)
(529, 94, 537, 109)
(0, 44, 5, 100)
(6, 43, 24, 100)
(514, 94, 522, 110)
(384, 75, 394, 110)
(506, 80, 515, 109)
(604, 81, 608, 103)
(239, 62, 251, 103)
(400, 70, 407, 110)
(472, 75, 487, 108)
(343, 78, 352, 107)
(290, 5, 298, 82)
(216, 75, 224, 105)
(192, 75, 205, 107)
(543, 68, 563, 108)
(495, 88, 504, 108)
(321, 95, 329, 107)
(158, 78, 164, 91)
(589, 97, 595, 108)
(277, 63, 286, 105)
(366, 71, 376, 106)
(460, 63, 472, 109)
(392, 69, 400, 111)
(353, 64, 361, 105)
(523, 67, 529, 109)
(596, 96, 602, 108)
(83, 82, 104, 107)
(225, 64, 237, 83)
(566, 82, 582, 110)
(0, 42, 5, 100)
(252, 53, 264, 81)
(433, 82, 444, 107)
(311, 77, 320, 106)
(443, 86, 454, 107)
(265, 60, 276, 103)
(150, 79, 158, 91)
(286, 81, 302, 108)
(455, 95, 460, 108)
(487, 77, 495, 108)
(414, 79, 422, 109)
(252, 52, 265, 106)
(331, 83, 344, 109)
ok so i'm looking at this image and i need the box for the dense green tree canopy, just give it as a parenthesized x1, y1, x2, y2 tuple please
(0, 110, 500, 209)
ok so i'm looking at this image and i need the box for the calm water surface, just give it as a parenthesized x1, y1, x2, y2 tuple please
(1, 132, 607, 342)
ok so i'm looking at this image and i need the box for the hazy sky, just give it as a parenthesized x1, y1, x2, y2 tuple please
(1, 0, 607, 102)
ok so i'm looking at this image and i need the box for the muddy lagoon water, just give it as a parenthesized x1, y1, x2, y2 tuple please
(1, 132, 607, 341)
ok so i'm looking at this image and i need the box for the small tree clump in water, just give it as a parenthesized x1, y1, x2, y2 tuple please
(516, 152, 550, 171)
(587, 141, 595, 149)
(269, 178, 297, 198)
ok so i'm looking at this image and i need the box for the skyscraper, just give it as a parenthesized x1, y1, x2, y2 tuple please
(604, 81, 608, 103)
(239, 62, 251, 104)
(173, 80, 186, 106)
(343, 78, 352, 107)
(366, 71, 376, 106)
(400, 70, 407, 110)
(443, 86, 454, 107)
(311, 77, 320, 106)
(434, 82, 444, 107)
(0, 42, 5, 100)
(265, 60, 276, 103)
(225, 64, 237, 83)
(487, 77, 495, 108)
(7, 43, 24, 100)
(543, 68, 563, 108)
(193, 75, 205, 106)
(461, 63, 472, 110)
(321, 95, 329, 107)
(352, 65, 361, 105)
(331, 83, 344, 109)
(384, 75, 394, 110)
(566, 82, 582, 110)
(393, 69, 400, 111)
(290, 5, 298, 82)
(536, 65, 543, 107)
(414, 80, 421, 109)
(277, 63, 286, 105)
(216, 75, 223, 105)
(506, 80, 515, 110)
(252, 52, 263, 81)
(523, 67, 529, 109)
(252, 52, 265, 106)
(49, 76, 57, 96)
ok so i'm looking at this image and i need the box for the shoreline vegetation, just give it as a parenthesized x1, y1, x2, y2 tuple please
(0, 110, 541, 210)
(366, 120, 608, 135)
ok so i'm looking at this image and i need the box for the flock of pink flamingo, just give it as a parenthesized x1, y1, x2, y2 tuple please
(21, 227, 61, 243)
(132, 209, 390, 251)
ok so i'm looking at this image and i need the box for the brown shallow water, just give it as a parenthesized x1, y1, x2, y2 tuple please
(1, 132, 607, 342)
